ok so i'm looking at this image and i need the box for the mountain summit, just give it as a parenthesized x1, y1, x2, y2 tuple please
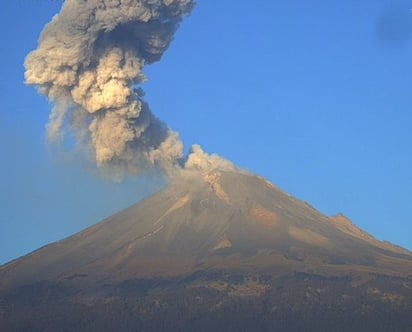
(1, 169, 412, 331)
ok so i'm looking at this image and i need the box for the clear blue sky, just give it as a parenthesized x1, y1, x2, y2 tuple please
(1, 0, 411, 264)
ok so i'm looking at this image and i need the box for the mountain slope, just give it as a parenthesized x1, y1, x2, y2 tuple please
(1, 169, 412, 331)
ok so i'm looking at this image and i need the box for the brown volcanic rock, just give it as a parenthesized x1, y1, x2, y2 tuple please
(1, 170, 412, 331)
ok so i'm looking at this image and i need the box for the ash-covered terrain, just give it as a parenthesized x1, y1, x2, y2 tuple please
(1, 169, 412, 331)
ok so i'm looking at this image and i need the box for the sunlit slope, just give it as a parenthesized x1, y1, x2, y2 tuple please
(1, 170, 411, 289)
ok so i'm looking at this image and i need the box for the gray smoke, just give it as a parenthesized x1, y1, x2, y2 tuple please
(25, 0, 194, 177)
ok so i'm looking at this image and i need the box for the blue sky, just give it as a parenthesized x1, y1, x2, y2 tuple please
(1, 0, 411, 264)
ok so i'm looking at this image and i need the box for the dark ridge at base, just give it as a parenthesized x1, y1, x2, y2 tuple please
(1, 271, 412, 332)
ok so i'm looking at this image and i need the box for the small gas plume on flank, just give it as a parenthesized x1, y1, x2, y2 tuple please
(25, 0, 203, 178)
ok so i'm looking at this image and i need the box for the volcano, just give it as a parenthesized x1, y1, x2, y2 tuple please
(1, 169, 412, 331)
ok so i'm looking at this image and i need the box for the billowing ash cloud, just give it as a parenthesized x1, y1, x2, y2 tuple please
(185, 145, 235, 172)
(25, 0, 194, 176)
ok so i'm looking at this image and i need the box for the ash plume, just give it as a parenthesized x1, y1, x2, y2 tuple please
(25, 0, 194, 177)
(185, 145, 235, 172)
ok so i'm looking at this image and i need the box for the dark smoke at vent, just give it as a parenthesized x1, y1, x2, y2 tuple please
(25, 0, 195, 178)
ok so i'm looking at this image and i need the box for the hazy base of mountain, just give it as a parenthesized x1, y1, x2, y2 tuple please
(1, 169, 412, 331)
